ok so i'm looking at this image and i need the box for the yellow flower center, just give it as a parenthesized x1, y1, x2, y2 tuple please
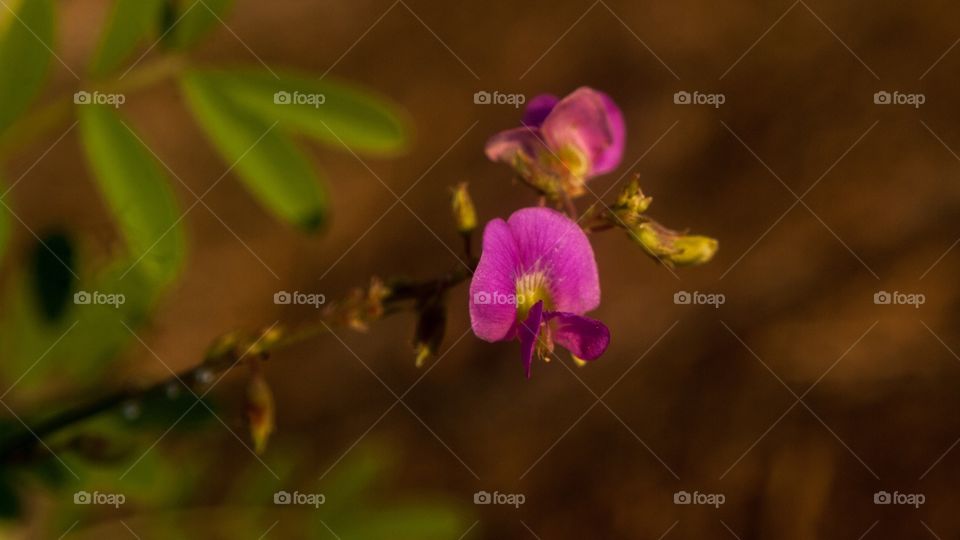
(555, 144, 589, 178)
(515, 271, 553, 322)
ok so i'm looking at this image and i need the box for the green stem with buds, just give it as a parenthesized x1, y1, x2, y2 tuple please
(0, 268, 474, 464)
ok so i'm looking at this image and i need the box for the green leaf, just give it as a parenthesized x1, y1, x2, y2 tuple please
(29, 230, 76, 323)
(180, 70, 328, 230)
(166, 0, 233, 50)
(196, 69, 408, 155)
(89, 0, 165, 77)
(0, 0, 54, 133)
(78, 106, 185, 286)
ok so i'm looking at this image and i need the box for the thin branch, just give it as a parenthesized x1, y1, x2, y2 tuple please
(0, 269, 473, 463)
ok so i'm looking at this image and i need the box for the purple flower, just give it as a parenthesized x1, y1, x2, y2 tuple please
(469, 207, 610, 377)
(485, 87, 625, 197)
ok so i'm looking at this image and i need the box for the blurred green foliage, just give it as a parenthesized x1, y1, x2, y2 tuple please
(181, 70, 331, 231)
(78, 105, 186, 286)
(0, 0, 53, 133)
(0, 198, 8, 260)
(89, 0, 164, 77)
(199, 69, 409, 155)
(0, 0, 425, 530)
(164, 0, 234, 50)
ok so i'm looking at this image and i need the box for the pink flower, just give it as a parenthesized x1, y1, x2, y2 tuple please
(485, 87, 625, 197)
(469, 207, 610, 377)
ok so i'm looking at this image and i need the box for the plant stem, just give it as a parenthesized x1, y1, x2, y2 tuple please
(0, 269, 472, 463)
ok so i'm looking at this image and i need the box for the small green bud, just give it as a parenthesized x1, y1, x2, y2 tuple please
(413, 294, 447, 368)
(630, 222, 718, 267)
(612, 177, 653, 226)
(616, 176, 653, 213)
(451, 182, 477, 234)
(632, 222, 675, 258)
(669, 235, 718, 267)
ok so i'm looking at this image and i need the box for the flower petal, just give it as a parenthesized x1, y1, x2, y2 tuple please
(541, 87, 625, 176)
(522, 94, 559, 128)
(484, 126, 548, 170)
(469, 218, 521, 341)
(545, 311, 610, 360)
(519, 300, 545, 378)
(506, 207, 600, 314)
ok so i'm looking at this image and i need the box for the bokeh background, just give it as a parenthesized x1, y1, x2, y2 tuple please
(3, 0, 960, 537)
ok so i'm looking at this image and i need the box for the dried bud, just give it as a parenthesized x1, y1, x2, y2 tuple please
(451, 182, 477, 234)
(337, 277, 392, 331)
(413, 295, 446, 368)
(246, 371, 275, 455)
(631, 222, 718, 267)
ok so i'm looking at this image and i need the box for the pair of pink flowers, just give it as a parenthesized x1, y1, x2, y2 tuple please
(470, 87, 625, 377)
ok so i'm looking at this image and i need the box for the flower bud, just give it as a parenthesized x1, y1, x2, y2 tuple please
(339, 278, 391, 331)
(246, 371, 275, 455)
(669, 235, 718, 267)
(451, 182, 477, 234)
(413, 295, 446, 368)
(615, 176, 653, 220)
(631, 222, 718, 267)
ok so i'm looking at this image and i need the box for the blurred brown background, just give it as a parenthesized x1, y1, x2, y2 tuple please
(5, 0, 960, 537)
